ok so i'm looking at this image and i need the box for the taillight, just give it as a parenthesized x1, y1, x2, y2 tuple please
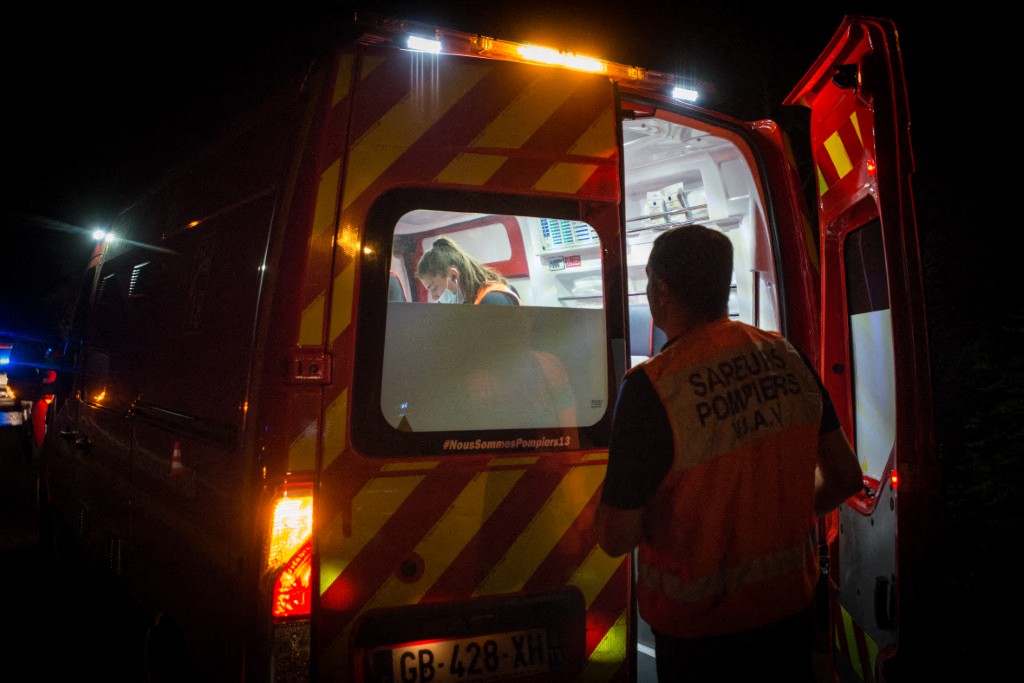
(267, 487, 314, 621)
(273, 540, 312, 619)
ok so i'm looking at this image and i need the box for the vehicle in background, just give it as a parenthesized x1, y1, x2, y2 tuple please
(2, 341, 28, 429)
(0, 335, 64, 449)
(0, 382, 18, 413)
(37, 12, 933, 683)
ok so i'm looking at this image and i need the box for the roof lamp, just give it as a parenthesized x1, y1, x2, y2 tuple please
(672, 86, 699, 102)
(407, 35, 442, 53)
(516, 45, 606, 73)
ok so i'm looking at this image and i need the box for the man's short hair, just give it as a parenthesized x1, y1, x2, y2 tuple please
(648, 224, 733, 321)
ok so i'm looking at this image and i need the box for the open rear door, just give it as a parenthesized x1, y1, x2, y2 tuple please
(785, 16, 938, 682)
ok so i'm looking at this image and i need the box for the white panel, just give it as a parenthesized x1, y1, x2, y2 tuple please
(850, 309, 896, 479)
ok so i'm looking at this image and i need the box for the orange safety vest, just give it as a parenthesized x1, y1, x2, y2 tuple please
(531, 350, 576, 427)
(473, 282, 574, 429)
(473, 281, 521, 305)
(634, 318, 822, 638)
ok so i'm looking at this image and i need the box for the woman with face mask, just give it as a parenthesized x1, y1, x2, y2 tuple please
(414, 236, 576, 430)
(416, 236, 520, 305)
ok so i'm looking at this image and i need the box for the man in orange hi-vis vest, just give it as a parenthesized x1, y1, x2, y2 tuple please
(594, 224, 862, 681)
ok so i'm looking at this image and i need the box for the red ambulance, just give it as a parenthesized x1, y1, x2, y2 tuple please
(38, 12, 932, 682)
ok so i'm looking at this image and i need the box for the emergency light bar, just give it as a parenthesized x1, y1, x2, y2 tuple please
(353, 12, 701, 101)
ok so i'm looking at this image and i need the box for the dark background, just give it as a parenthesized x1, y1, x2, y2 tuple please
(1, 0, 1016, 673)
(1, 2, 994, 332)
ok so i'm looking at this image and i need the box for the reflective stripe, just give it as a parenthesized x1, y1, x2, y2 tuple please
(343, 61, 491, 211)
(836, 605, 880, 682)
(474, 463, 604, 595)
(817, 111, 866, 197)
(473, 281, 521, 304)
(638, 530, 815, 604)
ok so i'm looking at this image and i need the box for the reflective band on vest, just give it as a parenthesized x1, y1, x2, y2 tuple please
(635, 318, 822, 638)
(474, 281, 521, 304)
(638, 529, 816, 604)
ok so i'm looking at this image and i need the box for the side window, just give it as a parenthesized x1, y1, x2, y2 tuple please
(94, 272, 125, 339)
(843, 221, 894, 483)
(82, 266, 129, 407)
(129, 261, 152, 298)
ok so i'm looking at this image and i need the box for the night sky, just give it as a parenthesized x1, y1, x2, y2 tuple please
(5, 2, 942, 229)
(2, 0, 994, 380)
(0, 3, 994, 344)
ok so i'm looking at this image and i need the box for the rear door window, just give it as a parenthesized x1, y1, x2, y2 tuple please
(352, 191, 614, 456)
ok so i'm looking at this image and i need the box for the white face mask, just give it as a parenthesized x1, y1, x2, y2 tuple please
(436, 276, 465, 304)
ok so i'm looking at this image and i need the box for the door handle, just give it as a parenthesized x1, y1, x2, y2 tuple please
(59, 429, 91, 451)
(58, 429, 92, 452)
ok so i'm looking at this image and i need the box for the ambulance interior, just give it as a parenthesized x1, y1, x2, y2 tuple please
(382, 114, 778, 435)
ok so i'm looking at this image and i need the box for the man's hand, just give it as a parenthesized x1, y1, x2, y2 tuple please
(594, 503, 645, 557)
(814, 428, 862, 516)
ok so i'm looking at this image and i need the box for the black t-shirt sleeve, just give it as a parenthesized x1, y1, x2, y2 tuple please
(600, 369, 673, 510)
(794, 345, 840, 433)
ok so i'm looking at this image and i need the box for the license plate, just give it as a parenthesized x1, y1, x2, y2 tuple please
(388, 628, 549, 682)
